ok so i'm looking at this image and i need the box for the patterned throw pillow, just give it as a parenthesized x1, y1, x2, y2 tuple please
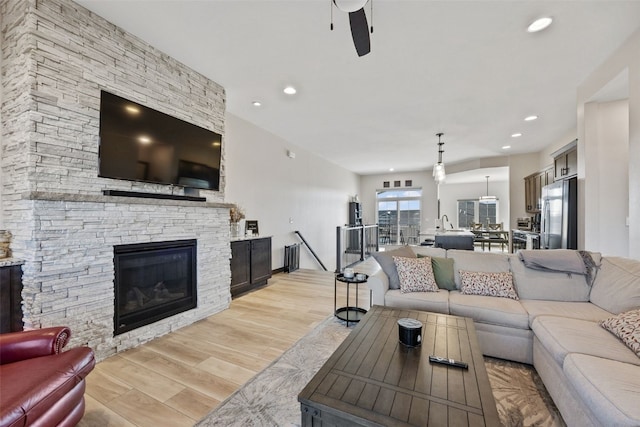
(459, 270, 519, 300)
(600, 309, 640, 357)
(371, 246, 416, 290)
(393, 256, 439, 294)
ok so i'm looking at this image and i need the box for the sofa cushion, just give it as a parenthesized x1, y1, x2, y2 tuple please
(448, 291, 529, 329)
(531, 316, 640, 366)
(601, 309, 640, 357)
(412, 246, 447, 259)
(509, 254, 591, 301)
(459, 270, 519, 300)
(371, 246, 415, 290)
(563, 354, 640, 427)
(393, 256, 438, 293)
(385, 289, 449, 314)
(447, 250, 510, 289)
(590, 256, 640, 314)
(521, 300, 612, 327)
(418, 255, 456, 290)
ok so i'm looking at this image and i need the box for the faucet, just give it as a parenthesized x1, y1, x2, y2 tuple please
(441, 214, 454, 229)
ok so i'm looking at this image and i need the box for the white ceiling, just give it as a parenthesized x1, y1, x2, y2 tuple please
(77, 0, 640, 176)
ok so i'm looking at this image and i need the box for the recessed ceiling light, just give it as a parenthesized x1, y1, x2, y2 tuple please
(502, 145, 511, 150)
(511, 133, 522, 138)
(283, 86, 297, 95)
(389, 168, 394, 172)
(527, 17, 553, 33)
(252, 101, 262, 107)
(138, 136, 151, 144)
(524, 115, 538, 121)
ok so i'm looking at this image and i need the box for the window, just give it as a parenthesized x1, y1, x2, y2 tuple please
(458, 200, 476, 228)
(377, 189, 421, 244)
(457, 199, 498, 228)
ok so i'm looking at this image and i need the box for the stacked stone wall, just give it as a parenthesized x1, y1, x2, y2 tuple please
(1, 0, 231, 360)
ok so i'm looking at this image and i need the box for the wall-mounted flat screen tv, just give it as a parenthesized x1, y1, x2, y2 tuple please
(99, 90, 222, 191)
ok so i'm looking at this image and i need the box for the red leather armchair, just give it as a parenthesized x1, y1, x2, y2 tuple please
(0, 327, 95, 427)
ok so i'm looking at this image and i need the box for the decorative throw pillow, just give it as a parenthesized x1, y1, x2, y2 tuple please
(600, 309, 640, 357)
(459, 270, 519, 300)
(371, 246, 416, 290)
(419, 254, 456, 290)
(393, 256, 439, 294)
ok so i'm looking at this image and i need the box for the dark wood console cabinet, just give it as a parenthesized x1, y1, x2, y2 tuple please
(0, 264, 23, 333)
(230, 237, 272, 298)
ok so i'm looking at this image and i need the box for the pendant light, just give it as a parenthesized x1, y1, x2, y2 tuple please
(433, 133, 446, 183)
(479, 175, 497, 201)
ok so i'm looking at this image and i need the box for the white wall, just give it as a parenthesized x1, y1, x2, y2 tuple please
(594, 100, 629, 256)
(224, 113, 359, 271)
(580, 100, 630, 256)
(578, 27, 640, 258)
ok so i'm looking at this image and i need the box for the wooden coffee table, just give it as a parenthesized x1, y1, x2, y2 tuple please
(298, 305, 500, 426)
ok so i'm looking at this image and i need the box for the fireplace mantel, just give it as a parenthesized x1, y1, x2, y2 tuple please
(22, 192, 234, 209)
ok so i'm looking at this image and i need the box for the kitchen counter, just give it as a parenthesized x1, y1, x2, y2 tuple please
(512, 229, 540, 251)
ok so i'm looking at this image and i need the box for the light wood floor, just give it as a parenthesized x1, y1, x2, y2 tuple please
(79, 260, 379, 427)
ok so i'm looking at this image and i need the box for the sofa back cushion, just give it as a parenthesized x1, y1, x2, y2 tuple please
(412, 246, 447, 258)
(509, 254, 591, 301)
(446, 250, 510, 289)
(371, 246, 416, 290)
(590, 256, 640, 314)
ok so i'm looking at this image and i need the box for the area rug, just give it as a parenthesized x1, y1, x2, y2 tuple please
(196, 316, 565, 427)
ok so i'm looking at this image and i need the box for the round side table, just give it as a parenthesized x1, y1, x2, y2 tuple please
(334, 273, 369, 326)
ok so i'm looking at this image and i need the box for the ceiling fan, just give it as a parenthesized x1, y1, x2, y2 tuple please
(331, 0, 373, 57)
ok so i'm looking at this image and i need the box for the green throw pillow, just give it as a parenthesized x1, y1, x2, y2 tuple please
(418, 254, 456, 290)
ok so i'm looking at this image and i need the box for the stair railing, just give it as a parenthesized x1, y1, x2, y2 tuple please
(294, 231, 328, 271)
(335, 224, 379, 273)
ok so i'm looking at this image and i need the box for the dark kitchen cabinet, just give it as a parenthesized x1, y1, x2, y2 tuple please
(553, 140, 578, 181)
(524, 167, 553, 213)
(0, 264, 23, 333)
(230, 237, 272, 298)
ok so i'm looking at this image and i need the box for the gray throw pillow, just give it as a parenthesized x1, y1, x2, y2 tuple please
(371, 246, 415, 289)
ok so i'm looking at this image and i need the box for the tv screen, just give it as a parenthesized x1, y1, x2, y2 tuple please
(98, 90, 222, 191)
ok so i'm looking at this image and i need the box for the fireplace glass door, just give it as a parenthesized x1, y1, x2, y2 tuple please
(114, 239, 197, 335)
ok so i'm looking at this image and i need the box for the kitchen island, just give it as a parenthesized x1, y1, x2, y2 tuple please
(418, 229, 476, 250)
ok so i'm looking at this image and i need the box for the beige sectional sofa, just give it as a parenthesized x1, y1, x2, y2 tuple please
(368, 246, 640, 427)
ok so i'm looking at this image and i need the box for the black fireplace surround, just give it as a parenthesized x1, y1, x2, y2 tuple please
(114, 239, 197, 335)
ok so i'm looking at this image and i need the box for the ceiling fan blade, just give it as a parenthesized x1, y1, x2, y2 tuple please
(348, 8, 370, 57)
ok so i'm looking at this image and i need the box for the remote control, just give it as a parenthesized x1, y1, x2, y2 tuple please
(429, 355, 468, 369)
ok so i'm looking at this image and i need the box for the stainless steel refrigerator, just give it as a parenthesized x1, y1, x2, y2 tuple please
(541, 177, 577, 249)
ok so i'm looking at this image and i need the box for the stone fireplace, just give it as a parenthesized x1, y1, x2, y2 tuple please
(0, 0, 232, 360)
(114, 240, 197, 336)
